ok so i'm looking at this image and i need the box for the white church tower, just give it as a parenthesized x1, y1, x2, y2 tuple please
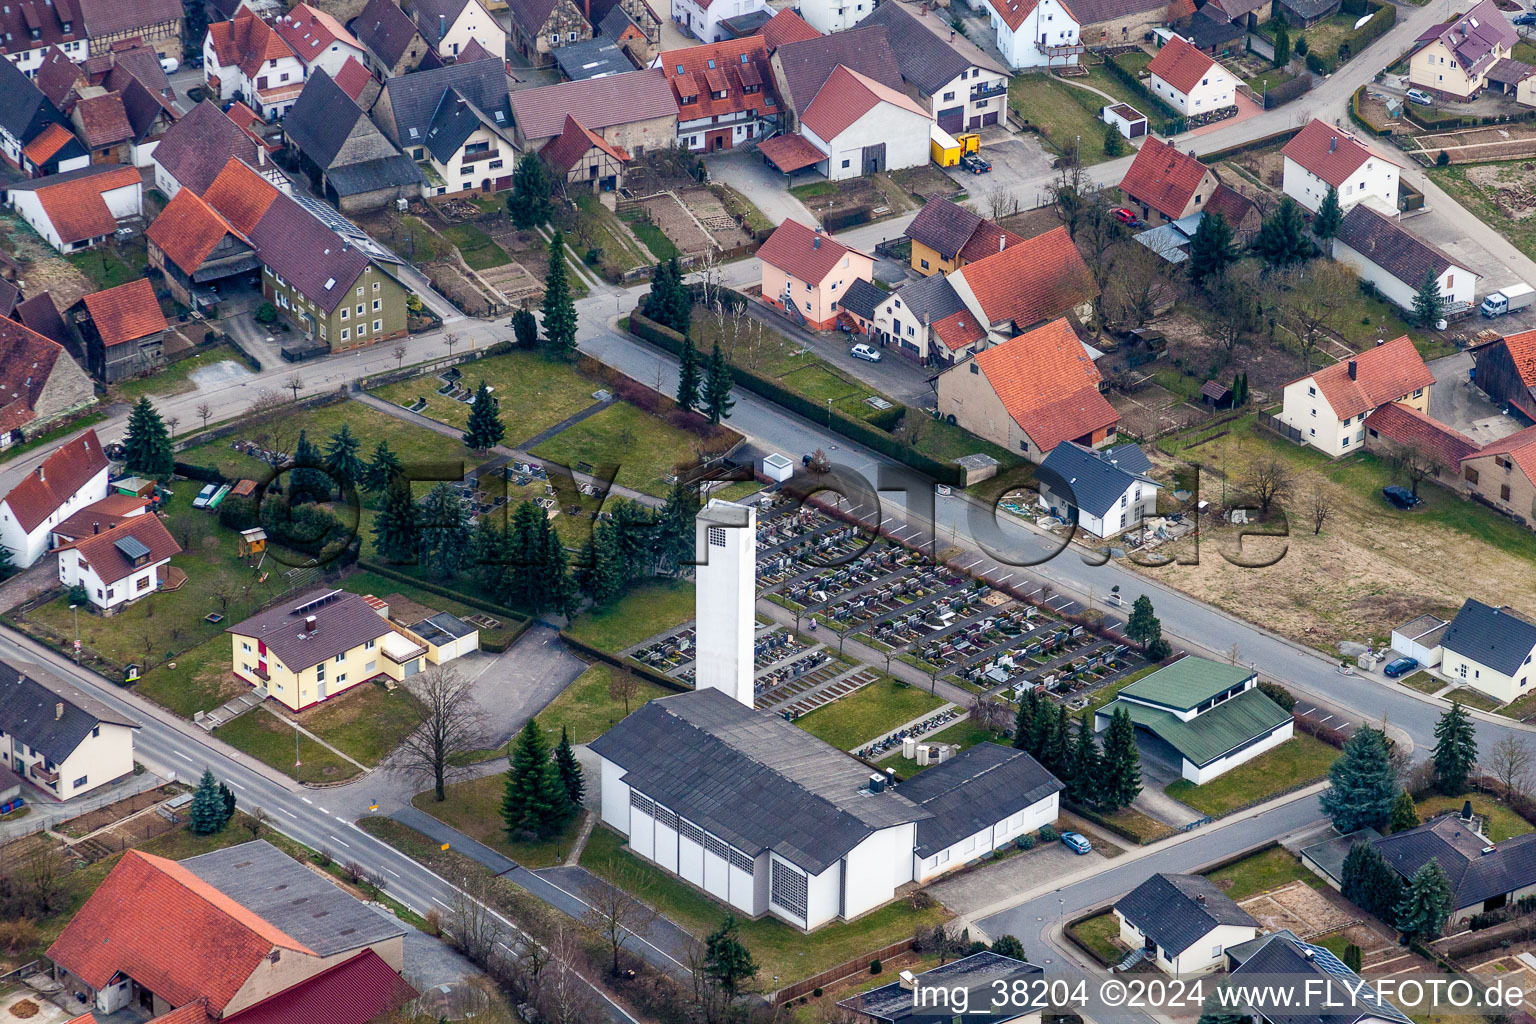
(694, 498, 756, 707)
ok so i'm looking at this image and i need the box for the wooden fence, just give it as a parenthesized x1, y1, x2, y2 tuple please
(774, 937, 916, 1003)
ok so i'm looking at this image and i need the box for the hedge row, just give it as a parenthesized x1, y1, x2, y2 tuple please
(1101, 54, 1186, 134)
(1309, 2, 1394, 71)
(628, 311, 965, 485)
(559, 629, 691, 693)
(1349, 85, 1393, 136)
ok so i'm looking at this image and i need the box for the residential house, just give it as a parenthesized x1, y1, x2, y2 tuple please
(863, 2, 1010, 132)
(591, 686, 1063, 930)
(1201, 0, 1265, 30)
(50, 840, 414, 1020)
(1093, 655, 1295, 784)
(1333, 204, 1478, 316)
(1276, 335, 1434, 456)
(77, 0, 182, 58)
(204, 9, 307, 120)
(599, 3, 660, 65)
(554, 35, 634, 78)
(1179, 7, 1248, 54)
(86, 44, 181, 167)
(0, 429, 109, 568)
(1224, 931, 1413, 1024)
(658, 35, 781, 153)
(1439, 597, 1536, 702)
(1119, 136, 1218, 225)
(540, 113, 630, 192)
(1146, 35, 1235, 117)
(1375, 812, 1536, 926)
(409, 0, 507, 60)
(147, 185, 263, 308)
(978, 0, 1083, 69)
(759, 7, 821, 48)
(758, 219, 875, 330)
(6, 163, 142, 253)
(1281, 118, 1401, 214)
(152, 99, 286, 199)
(0, 660, 136, 799)
(73, 279, 167, 383)
(0, 0, 88, 78)
(507, 0, 593, 65)
(507, 68, 678, 152)
(936, 317, 1117, 459)
(1362, 399, 1479, 491)
(228, 587, 427, 710)
(1470, 329, 1536, 423)
(797, 64, 932, 179)
(866, 271, 973, 362)
(1274, 0, 1341, 26)
(284, 69, 424, 210)
(274, 3, 369, 79)
(0, 318, 95, 449)
(0, 56, 86, 176)
(56, 514, 182, 612)
(1459, 424, 1536, 520)
(1114, 873, 1259, 974)
(795, 0, 877, 35)
(69, 92, 132, 163)
(1203, 181, 1262, 244)
(351, 0, 429, 77)
(371, 57, 516, 195)
(1066, 0, 1193, 46)
(943, 224, 1098, 343)
(836, 276, 885, 334)
(332, 55, 381, 107)
(1410, 0, 1516, 100)
(839, 952, 1044, 1024)
(904, 197, 1025, 277)
(49, 493, 149, 548)
(769, 25, 903, 133)
(673, 0, 767, 43)
(1036, 440, 1161, 538)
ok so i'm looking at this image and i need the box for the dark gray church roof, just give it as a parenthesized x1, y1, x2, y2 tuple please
(895, 742, 1062, 857)
(589, 688, 928, 874)
(1114, 873, 1256, 957)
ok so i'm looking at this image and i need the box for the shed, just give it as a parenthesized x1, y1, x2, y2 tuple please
(1103, 102, 1148, 139)
(761, 452, 794, 483)
(238, 527, 267, 557)
(406, 611, 480, 664)
(1391, 613, 1449, 668)
(1200, 379, 1233, 408)
(112, 476, 156, 498)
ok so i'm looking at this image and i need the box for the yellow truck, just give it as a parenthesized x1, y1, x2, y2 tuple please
(930, 126, 980, 167)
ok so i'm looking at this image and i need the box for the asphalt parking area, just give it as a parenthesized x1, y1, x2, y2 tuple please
(947, 133, 1057, 208)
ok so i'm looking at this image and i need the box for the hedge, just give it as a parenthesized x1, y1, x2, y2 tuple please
(1349, 85, 1393, 136)
(1101, 54, 1186, 134)
(174, 461, 226, 484)
(353, 557, 532, 645)
(559, 629, 691, 693)
(1340, 2, 1394, 60)
(628, 312, 965, 485)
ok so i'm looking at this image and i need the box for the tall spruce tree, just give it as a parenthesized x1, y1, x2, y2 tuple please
(289, 430, 330, 503)
(1067, 709, 1102, 806)
(554, 726, 585, 808)
(1432, 701, 1477, 795)
(1013, 692, 1038, 751)
(417, 482, 471, 578)
(1272, 20, 1291, 65)
(1341, 840, 1403, 925)
(541, 230, 578, 359)
(1100, 707, 1142, 809)
(1255, 196, 1311, 268)
(323, 423, 364, 495)
(1313, 186, 1343, 240)
(364, 440, 402, 492)
(123, 398, 173, 477)
(502, 719, 570, 839)
(507, 151, 552, 229)
(1321, 726, 1397, 833)
(1187, 211, 1237, 288)
(703, 916, 758, 999)
(190, 769, 227, 835)
(703, 342, 735, 424)
(471, 517, 510, 603)
(1413, 271, 1446, 328)
(463, 380, 506, 451)
(1027, 698, 1057, 763)
(1395, 858, 1453, 940)
(512, 307, 539, 349)
(676, 335, 702, 414)
(372, 476, 420, 563)
(1045, 703, 1072, 781)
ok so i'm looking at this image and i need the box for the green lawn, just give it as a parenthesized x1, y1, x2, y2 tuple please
(789, 181, 838, 200)
(1204, 846, 1322, 900)
(532, 662, 672, 744)
(372, 349, 602, 443)
(1400, 670, 1442, 695)
(0, 412, 106, 469)
(573, 194, 651, 276)
(531, 401, 704, 497)
(116, 346, 247, 402)
(213, 680, 422, 783)
(1430, 163, 1536, 273)
(1442, 687, 1502, 712)
(1085, 664, 1162, 714)
(1068, 911, 1123, 965)
(617, 207, 682, 260)
(439, 221, 511, 271)
(564, 578, 695, 652)
(213, 705, 364, 782)
(1164, 734, 1337, 817)
(68, 242, 148, 292)
(794, 678, 947, 751)
(1314, 931, 1352, 960)
(1243, 68, 1296, 94)
(411, 773, 587, 867)
(581, 825, 949, 984)
(1008, 74, 1115, 165)
(1414, 793, 1534, 842)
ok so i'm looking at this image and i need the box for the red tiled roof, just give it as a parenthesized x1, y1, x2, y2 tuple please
(757, 132, 825, 172)
(1495, 328, 1536, 387)
(1282, 118, 1397, 189)
(1293, 336, 1435, 420)
(274, 3, 362, 65)
(66, 1016, 100, 1024)
(757, 219, 872, 284)
(932, 308, 988, 352)
(208, 9, 296, 79)
(952, 225, 1097, 330)
(33, 164, 140, 245)
(1119, 136, 1211, 221)
(1203, 182, 1257, 228)
(539, 114, 630, 174)
(74, 92, 133, 148)
(147, 1003, 215, 1024)
(332, 56, 374, 102)
(1146, 35, 1220, 94)
(759, 7, 820, 48)
(222, 950, 416, 1024)
(985, 0, 1044, 32)
(82, 278, 167, 347)
(659, 35, 776, 120)
(1472, 422, 1536, 481)
(801, 64, 928, 141)
(202, 158, 280, 235)
(23, 123, 77, 166)
(1364, 401, 1479, 468)
(47, 849, 315, 1014)
(52, 493, 149, 541)
(958, 220, 1027, 264)
(57, 510, 181, 583)
(0, 429, 108, 533)
(147, 187, 247, 275)
(971, 318, 1117, 453)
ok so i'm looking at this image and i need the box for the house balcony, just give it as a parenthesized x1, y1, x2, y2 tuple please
(1036, 41, 1086, 56)
(459, 148, 501, 166)
(970, 81, 1007, 101)
(29, 761, 58, 784)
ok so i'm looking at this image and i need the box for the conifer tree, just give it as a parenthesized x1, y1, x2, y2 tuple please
(1013, 690, 1038, 751)
(1067, 709, 1102, 806)
(1313, 186, 1343, 240)
(1322, 727, 1397, 833)
(190, 769, 228, 835)
(123, 397, 174, 477)
(364, 440, 402, 492)
(323, 423, 364, 495)
(289, 430, 330, 504)
(1390, 789, 1420, 832)
(703, 342, 734, 424)
(1432, 702, 1477, 795)
(1045, 703, 1071, 780)
(676, 335, 702, 414)
(703, 916, 758, 999)
(541, 230, 578, 359)
(1395, 858, 1453, 939)
(372, 475, 419, 563)
(554, 726, 584, 809)
(417, 482, 471, 578)
(502, 719, 569, 839)
(1187, 211, 1237, 287)
(462, 380, 506, 451)
(1255, 196, 1311, 268)
(1100, 707, 1142, 810)
(512, 307, 538, 349)
(507, 151, 552, 229)
(1413, 271, 1446, 328)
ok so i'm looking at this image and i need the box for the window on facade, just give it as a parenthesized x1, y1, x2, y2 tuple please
(73, 775, 87, 788)
(1502, 484, 1512, 501)
(769, 859, 808, 919)
(374, 320, 382, 332)
(136, 576, 149, 592)
(341, 328, 349, 341)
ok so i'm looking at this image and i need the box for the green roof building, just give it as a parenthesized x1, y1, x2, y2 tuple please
(1095, 656, 1293, 785)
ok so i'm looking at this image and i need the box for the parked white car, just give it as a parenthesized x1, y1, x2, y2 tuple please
(850, 344, 881, 362)
(160, 55, 180, 74)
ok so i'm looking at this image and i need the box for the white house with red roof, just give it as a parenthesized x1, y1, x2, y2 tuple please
(980, 0, 1081, 69)
(797, 64, 931, 180)
(1277, 336, 1435, 456)
(0, 429, 109, 568)
(57, 514, 182, 611)
(273, 3, 367, 79)
(656, 35, 780, 152)
(203, 9, 307, 119)
(758, 219, 875, 330)
(1281, 118, 1400, 214)
(1146, 35, 1235, 117)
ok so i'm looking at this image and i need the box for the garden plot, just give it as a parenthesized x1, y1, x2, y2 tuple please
(1237, 880, 1356, 937)
(1108, 383, 1207, 440)
(679, 186, 753, 250)
(630, 193, 716, 257)
(1410, 121, 1536, 165)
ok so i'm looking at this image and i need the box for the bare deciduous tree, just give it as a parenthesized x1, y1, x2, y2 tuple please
(1307, 486, 1334, 535)
(536, 927, 600, 1024)
(1105, 237, 1178, 331)
(283, 373, 303, 401)
(1392, 441, 1444, 498)
(25, 843, 63, 914)
(1243, 457, 1292, 515)
(196, 402, 211, 430)
(393, 665, 486, 802)
(166, 415, 179, 438)
(393, 344, 408, 369)
(448, 869, 499, 969)
(581, 859, 657, 976)
(608, 669, 640, 716)
(444, 331, 461, 358)
(1270, 261, 1357, 374)
(986, 188, 1022, 222)
(1199, 263, 1264, 355)
(1490, 735, 1534, 799)
(242, 806, 270, 839)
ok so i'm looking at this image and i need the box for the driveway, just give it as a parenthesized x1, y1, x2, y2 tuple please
(705, 149, 816, 229)
(1427, 351, 1524, 446)
(929, 841, 1109, 917)
(1131, 740, 1204, 827)
(463, 622, 587, 747)
(943, 130, 1058, 214)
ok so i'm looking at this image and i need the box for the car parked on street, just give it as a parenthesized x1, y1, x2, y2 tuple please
(1061, 831, 1092, 855)
(1383, 657, 1419, 677)
(1406, 88, 1434, 105)
(1382, 485, 1421, 510)
(1515, 12, 1536, 25)
(850, 343, 881, 362)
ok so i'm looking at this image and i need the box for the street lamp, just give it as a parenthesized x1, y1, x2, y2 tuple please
(69, 604, 80, 663)
(826, 397, 832, 426)
(294, 721, 302, 783)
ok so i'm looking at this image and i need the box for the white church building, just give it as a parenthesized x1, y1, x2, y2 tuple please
(588, 499, 1064, 931)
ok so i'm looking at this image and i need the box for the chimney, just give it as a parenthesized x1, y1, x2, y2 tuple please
(92, 521, 99, 534)
(898, 970, 918, 991)
(36, 465, 44, 482)
(56, 702, 63, 720)
(1347, 360, 1358, 380)
(950, 28, 956, 40)
(1196, 893, 1206, 904)
(305, 614, 317, 632)
(439, 13, 446, 38)
(1329, 136, 1337, 152)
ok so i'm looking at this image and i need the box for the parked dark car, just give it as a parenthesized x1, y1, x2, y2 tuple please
(1382, 485, 1421, 510)
(959, 152, 991, 175)
(1516, 12, 1536, 25)
(1383, 657, 1419, 677)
